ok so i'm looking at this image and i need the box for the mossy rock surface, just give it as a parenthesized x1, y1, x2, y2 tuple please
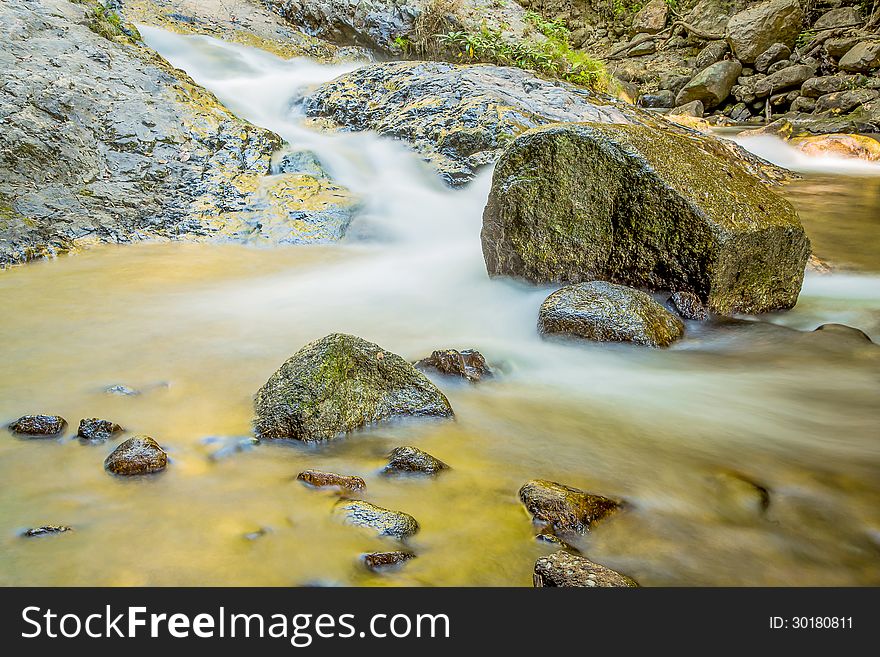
(254, 333, 453, 442)
(482, 122, 811, 315)
(519, 479, 622, 534)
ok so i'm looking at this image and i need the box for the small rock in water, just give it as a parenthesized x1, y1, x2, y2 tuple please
(415, 348, 493, 382)
(205, 436, 259, 461)
(333, 500, 419, 539)
(243, 527, 270, 541)
(709, 472, 770, 520)
(813, 324, 874, 344)
(297, 469, 366, 492)
(384, 446, 449, 475)
(668, 291, 708, 321)
(105, 384, 140, 396)
(534, 551, 638, 587)
(77, 418, 124, 442)
(519, 479, 621, 534)
(362, 550, 416, 571)
(8, 415, 66, 436)
(22, 525, 72, 538)
(104, 435, 168, 475)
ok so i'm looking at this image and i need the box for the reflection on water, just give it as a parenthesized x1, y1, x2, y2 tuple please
(0, 30, 878, 586)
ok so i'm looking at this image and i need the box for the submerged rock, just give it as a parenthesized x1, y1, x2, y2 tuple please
(482, 123, 810, 315)
(708, 471, 770, 520)
(22, 525, 72, 537)
(519, 479, 621, 534)
(334, 500, 420, 539)
(104, 435, 167, 475)
(384, 446, 449, 475)
(813, 323, 874, 343)
(668, 291, 709, 321)
(254, 333, 453, 442)
(105, 385, 140, 396)
(297, 469, 366, 492)
(8, 415, 66, 436)
(539, 282, 685, 348)
(362, 550, 417, 571)
(415, 349, 492, 382)
(534, 551, 638, 587)
(77, 418, 124, 442)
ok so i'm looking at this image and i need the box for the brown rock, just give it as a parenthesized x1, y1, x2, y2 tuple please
(533, 551, 638, 587)
(77, 418, 124, 442)
(104, 435, 167, 475)
(362, 551, 416, 571)
(8, 414, 66, 436)
(668, 291, 709, 320)
(384, 446, 449, 475)
(297, 469, 366, 492)
(519, 479, 621, 534)
(415, 348, 492, 382)
(22, 525, 72, 537)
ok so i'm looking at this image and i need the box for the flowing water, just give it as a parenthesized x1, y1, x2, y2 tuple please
(1, 29, 879, 586)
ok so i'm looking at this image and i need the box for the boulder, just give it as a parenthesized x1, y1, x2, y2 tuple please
(519, 479, 621, 534)
(632, 0, 669, 34)
(77, 418, 123, 442)
(659, 73, 692, 95)
(815, 89, 879, 113)
(826, 36, 864, 59)
(627, 38, 657, 57)
(684, 0, 742, 35)
(297, 469, 366, 492)
(754, 65, 816, 98)
(415, 348, 492, 382)
(481, 123, 810, 315)
(668, 291, 709, 320)
(333, 500, 419, 539)
(813, 7, 862, 31)
(791, 134, 880, 162)
(726, 0, 803, 63)
(754, 43, 792, 73)
(801, 75, 867, 98)
(813, 323, 874, 343)
(639, 90, 676, 108)
(104, 436, 167, 475)
(533, 551, 638, 587)
(22, 525, 72, 538)
(254, 333, 453, 442)
(766, 59, 795, 74)
(362, 550, 416, 571)
(670, 100, 705, 117)
(693, 41, 730, 73)
(838, 41, 880, 73)
(539, 282, 685, 347)
(8, 415, 66, 436)
(790, 96, 817, 113)
(676, 60, 742, 109)
(384, 446, 449, 475)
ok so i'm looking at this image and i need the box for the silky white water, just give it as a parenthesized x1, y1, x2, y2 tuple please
(0, 29, 878, 586)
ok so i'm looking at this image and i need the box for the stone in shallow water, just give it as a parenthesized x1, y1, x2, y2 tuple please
(8, 415, 66, 436)
(104, 435, 167, 475)
(105, 384, 140, 396)
(668, 291, 708, 321)
(362, 550, 416, 571)
(23, 525, 72, 538)
(384, 446, 449, 475)
(539, 281, 685, 348)
(813, 323, 874, 343)
(534, 550, 638, 587)
(333, 500, 419, 539)
(77, 418, 124, 442)
(519, 479, 622, 534)
(708, 471, 771, 521)
(297, 469, 366, 492)
(415, 349, 493, 382)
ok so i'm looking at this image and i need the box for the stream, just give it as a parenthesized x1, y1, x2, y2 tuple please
(0, 28, 878, 586)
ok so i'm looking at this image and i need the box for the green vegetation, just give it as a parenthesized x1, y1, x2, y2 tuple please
(73, 1, 141, 42)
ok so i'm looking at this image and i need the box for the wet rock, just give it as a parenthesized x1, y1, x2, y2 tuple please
(415, 348, 492, 382)
(726, 0, 803, 63)
(813, 324, 874, 343)
(813, 7, 863, 31)
(670, 100, 705, 117)
(334, 500, 419, 539)
(639, 91, 676, 108)
(362, 550, 416, 571)
(754, 43, 791, 73)
(104, 435, 167, 475)
(8, 415, 66, 436)
(791, 134, 880, 162)
(105, 384, 140, 396)
(632, 0, 669, 34)
(727, 102, 752, 122)
(533, 551, 638, 587)
(482, 123, 809, 315)
(668, 291, 709, 321)
(676, 60, 742, 109)
(22, 525, 72, 538)
(77, 418, 123, 442)
(838, 42, 880, 73)
(519, 479, 621, 534)
(539, 282, 685, 348)
(297, 469, 366, 492)
(801, 75, 867, 98)
(754, 65, 816, 98)
(384, 446, 449, 475)
(815, 89, 879, 114)
(254, 333, 453, 442)
(709, 471, 770, 520)
(693, 41, 730, 74)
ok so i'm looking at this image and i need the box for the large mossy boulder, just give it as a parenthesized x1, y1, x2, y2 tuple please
(481, 123, 810, 315)
(254, 333, 453, 441)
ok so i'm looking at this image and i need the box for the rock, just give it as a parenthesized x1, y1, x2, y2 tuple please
(243, 528, 271, 541)
(790, 96, 817, 113)
(815, 89, 880, 113)
(639, 91, 676, 108)
(539, 282, 685, 347)
(693, 41, 729, 73)
(727, 102, 752, 122)
(334, 500, 419, 539)
(481, 123, 809, 315)
(632, 0, 669, 34)
(414, 348, 492, 382)
(754, 43, 792, 73)
(813, 323, 874, 343)
(791, 134, 880, 162)
(77, 418, 123, 442)
(766, 59, 794, 74)
(676, 60, 742, 109)
(826, 36, 864, 59)
(8, 415, 66, 436)
(533, 551, 638, 587)
(22, 525, 72, 538)
(254, 333, 453, 442)
(726, 0, 803, 64)
(297, 469, 366, 492)
(627, 38, 657, 57)
(838, 41, 880, 73)
(519, 479, 621, 534)
(670, 99, 705, 117)
(205, 435, 259, 461)
(384, 446, 449, 475)
(104, 436, 167, 475)
(813, 7, 862, 31)
(801, 75, 867, 98)
(668, 291, 709, 320)
(362, 550, 416, 571)
(754, 65, 816, 98)
(709, 471, 770, 520)
(105, 384, 140, 396)
(659, 73, 692, 95)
